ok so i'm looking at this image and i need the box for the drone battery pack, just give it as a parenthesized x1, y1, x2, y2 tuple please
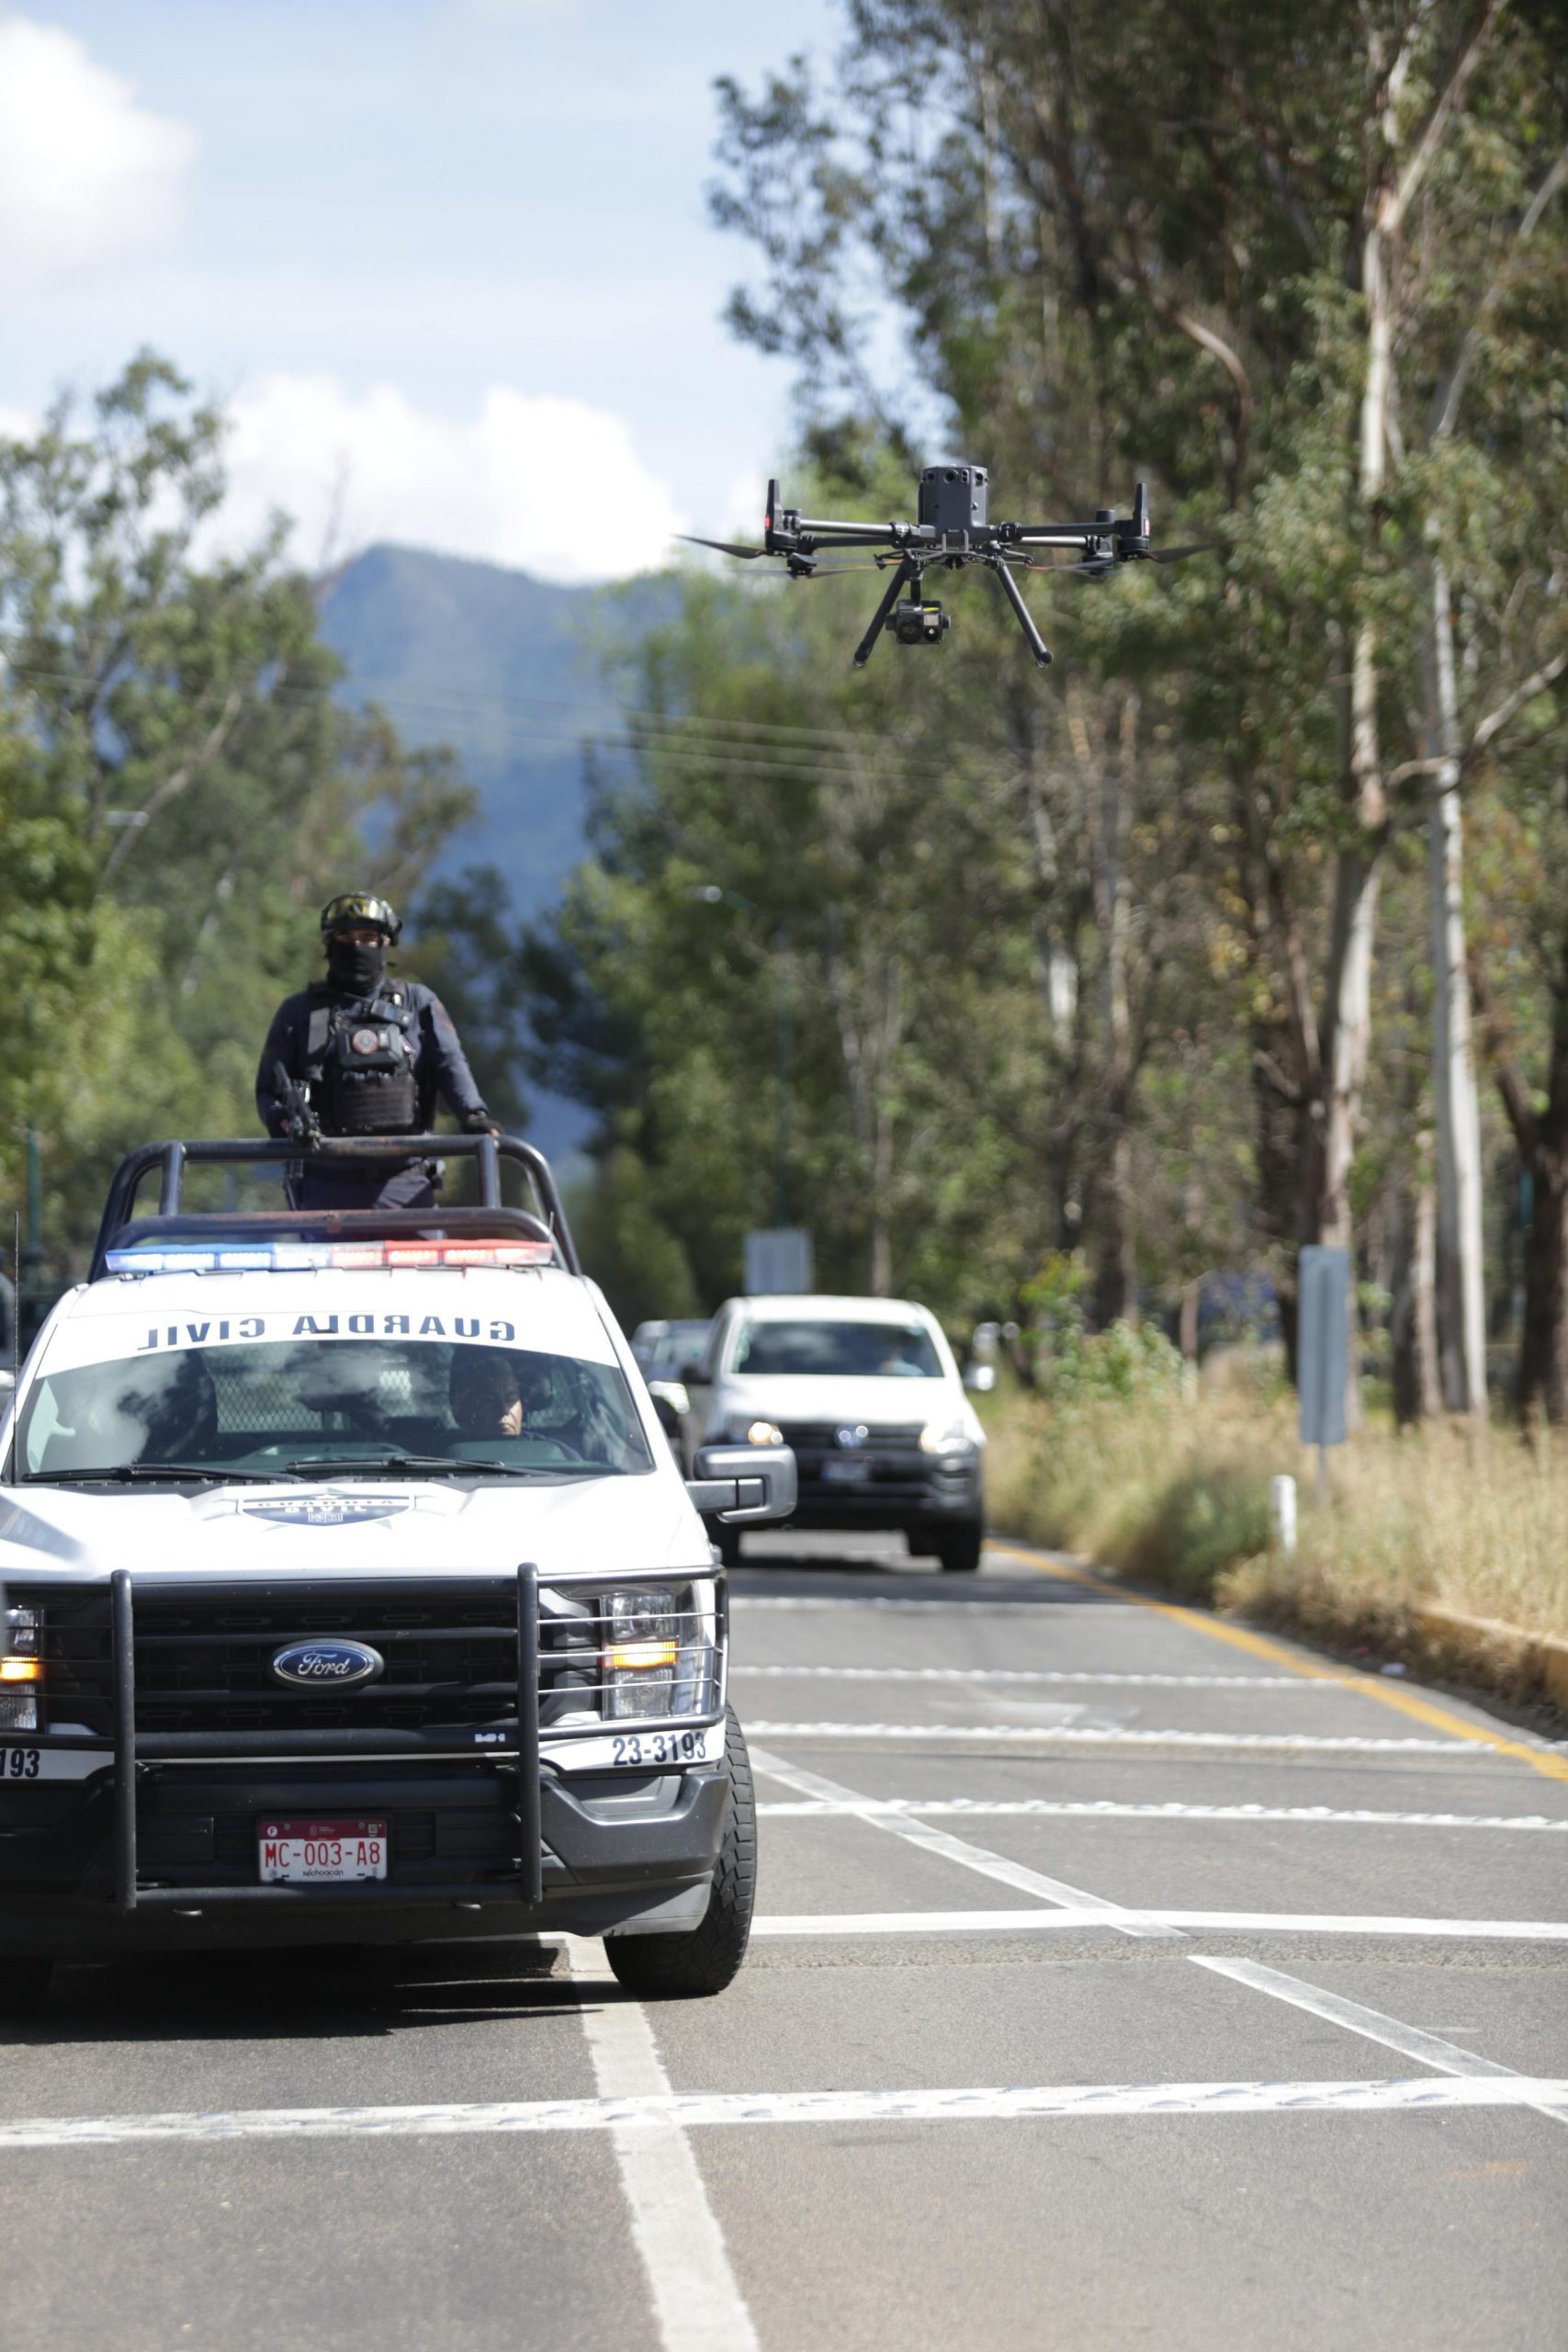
(919, 462, 989, 537)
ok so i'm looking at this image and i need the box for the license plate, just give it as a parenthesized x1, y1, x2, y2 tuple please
(258, 1817, 389, 1884)
(0, 1746, 102, 1782)
(821, 1456, 872, 1484)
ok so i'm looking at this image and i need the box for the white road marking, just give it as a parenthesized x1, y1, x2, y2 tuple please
(755, 1797, 1568, 1833)
(732, 1598, 1086, 1612)
(560, 1937, 760, 2352)
(0, 2079, 1564, 2147)
(749, 1908, 1568, 1940)
(735, 1665, 1338, 1688)
(750, 1747, 1180, 1940)
(1192, 1955, 1568, 2128)
(747, 1721, 1477, 1754)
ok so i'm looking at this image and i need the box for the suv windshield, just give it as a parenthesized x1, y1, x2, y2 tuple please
(18, 1337, 654, 1481)
(733, 1320, 942, 1378)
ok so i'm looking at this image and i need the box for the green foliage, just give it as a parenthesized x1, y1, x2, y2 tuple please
(1042, 1317, 1188, 1409)
(0, 354, 478, 1283)
(537, 0, 1568, 1395)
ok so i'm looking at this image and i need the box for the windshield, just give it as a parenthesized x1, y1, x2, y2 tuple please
(733, 1320, 943, 1379)
(17, 1337, 654, 1480)
(642, 1322, 712, 1376)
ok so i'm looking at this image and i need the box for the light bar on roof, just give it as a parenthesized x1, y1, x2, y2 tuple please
(104, 1238, 555, 1275)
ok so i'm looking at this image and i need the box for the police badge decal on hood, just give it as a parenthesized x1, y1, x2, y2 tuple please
(242, 1496, 412, 1529)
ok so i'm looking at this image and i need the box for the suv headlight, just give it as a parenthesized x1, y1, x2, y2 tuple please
(919, 1417, 976, 1456)
(0, 1605, 42, 1733)
(603, 1583, 712, 1721)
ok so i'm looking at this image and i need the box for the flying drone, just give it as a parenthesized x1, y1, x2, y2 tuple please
(682, 462, 1220, 671)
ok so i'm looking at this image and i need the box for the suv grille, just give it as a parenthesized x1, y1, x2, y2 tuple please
(45, 1590, 520, 1736)
(775, 1421, 924, 1454)
(33, 1580, 716, 1742)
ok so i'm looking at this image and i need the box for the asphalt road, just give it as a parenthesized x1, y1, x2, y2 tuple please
(5, 1532, 1567, 2351)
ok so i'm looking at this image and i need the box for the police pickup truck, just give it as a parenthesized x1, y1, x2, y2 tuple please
(0, 1134, 794, 2008)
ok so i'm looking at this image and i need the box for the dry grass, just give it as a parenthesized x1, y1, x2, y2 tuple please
(985, 1384, 1568, 1658)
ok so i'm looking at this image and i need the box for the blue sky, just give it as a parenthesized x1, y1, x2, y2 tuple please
(0, 1, 842, 577)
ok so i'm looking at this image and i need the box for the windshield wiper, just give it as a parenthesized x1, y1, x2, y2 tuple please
(284, 1453, 583, 1481)
(23, 1463, 295, 1487)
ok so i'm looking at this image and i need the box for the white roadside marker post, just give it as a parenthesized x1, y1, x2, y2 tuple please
(1269, 1474, 1298, 1557)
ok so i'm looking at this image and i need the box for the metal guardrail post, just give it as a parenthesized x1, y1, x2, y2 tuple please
(111, 1570, 138, 1913)
(517, 1562, 542, 1906)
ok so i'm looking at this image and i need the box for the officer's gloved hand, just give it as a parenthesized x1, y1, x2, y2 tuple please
(461, 1109, 500, 1135)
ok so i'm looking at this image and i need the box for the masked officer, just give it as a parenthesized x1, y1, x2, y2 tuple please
(255, 891, 496, 1210)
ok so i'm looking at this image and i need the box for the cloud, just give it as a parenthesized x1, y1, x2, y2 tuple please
(220, 374, 685, 583)
(0, 17, 196, 286)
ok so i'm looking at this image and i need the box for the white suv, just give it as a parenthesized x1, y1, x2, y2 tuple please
(679, 1293, 986, 1572)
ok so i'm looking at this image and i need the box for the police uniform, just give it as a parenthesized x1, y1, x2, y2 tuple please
(255, 895, 491, 1210)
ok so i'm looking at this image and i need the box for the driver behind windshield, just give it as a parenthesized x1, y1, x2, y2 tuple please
(449, 1348, 525, 1437)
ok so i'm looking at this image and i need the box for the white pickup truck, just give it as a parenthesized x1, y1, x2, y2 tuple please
(0, 1133, 795, 2010)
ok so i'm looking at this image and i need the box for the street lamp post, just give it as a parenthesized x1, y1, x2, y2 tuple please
(691, 885, 791, 1227)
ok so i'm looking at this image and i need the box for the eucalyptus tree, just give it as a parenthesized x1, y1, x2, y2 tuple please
(710, 0, 1566, 1394)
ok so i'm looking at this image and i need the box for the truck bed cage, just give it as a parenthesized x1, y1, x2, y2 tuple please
(91, 1134, 581, 1280)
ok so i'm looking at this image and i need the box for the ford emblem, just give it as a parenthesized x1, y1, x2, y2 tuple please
(271, 1639, 385, 1690)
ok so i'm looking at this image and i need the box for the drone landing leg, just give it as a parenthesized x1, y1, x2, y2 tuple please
(988, 556, 1053, 668)
(852, 558, 918, 668)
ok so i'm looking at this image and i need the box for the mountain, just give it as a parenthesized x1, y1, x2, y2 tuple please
(317, 544, 671, 1159)
(319, 542, 639, 913)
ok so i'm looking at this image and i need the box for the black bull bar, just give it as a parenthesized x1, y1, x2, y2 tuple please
(108, 1566, 543, 1915)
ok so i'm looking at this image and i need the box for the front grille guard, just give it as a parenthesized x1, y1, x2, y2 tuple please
(107, 1564, 550, 1917)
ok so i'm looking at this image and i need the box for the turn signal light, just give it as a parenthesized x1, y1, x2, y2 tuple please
(0, 1657, 41, 1684)
(605, 1639, 680, 1673)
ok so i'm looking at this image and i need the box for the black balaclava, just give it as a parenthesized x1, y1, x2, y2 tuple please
(325, 934, 388, 995)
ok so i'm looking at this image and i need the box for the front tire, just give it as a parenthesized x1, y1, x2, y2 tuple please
(935, 1519, 984, 1574)
(0, 1957, 53, 2013)
(605, 1710, 756, 1998)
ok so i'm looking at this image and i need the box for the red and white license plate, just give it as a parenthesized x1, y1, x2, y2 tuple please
(258, 1817, 389, 1884)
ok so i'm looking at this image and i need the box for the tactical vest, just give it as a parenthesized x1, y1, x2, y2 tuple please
(305, 988, 421, 1136)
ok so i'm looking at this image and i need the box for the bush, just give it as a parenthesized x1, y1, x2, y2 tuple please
(986, 1383, 1568, 1645)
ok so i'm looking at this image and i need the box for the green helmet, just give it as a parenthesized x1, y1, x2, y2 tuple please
(320, 891, 401, 944)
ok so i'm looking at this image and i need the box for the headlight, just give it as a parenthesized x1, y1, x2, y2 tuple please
(0, 1606, 41, 1733)
(919, 1418, 976, 1456)
(746, 1419, 784, 1447)
(603, 1583, 711, 1721)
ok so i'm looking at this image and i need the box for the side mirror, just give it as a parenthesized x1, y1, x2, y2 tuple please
(645, 1378, 689, 1438)
(678, 1361, 709, 1387)
(963, 1362, 997, 1395)
(686, 1442, 797, 1524)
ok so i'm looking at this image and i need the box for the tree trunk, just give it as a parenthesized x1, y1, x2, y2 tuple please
(1517, 1159, 1568, 1426)
(1426, 559, 1488, 1418)
(1091, 1123, 1134, 1328)
(1089, 692, 1137, 1327)
(1391, 1181, 1442, 1426)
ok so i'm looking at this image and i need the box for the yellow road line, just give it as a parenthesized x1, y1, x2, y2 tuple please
(987, 1543, 1568, 1788)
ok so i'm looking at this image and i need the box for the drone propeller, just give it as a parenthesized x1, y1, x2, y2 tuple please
(1146, 540, 1227, 564)
(678, 534, 769, 560)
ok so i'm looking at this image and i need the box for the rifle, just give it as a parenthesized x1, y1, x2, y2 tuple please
(273, 1061, 322, 1149)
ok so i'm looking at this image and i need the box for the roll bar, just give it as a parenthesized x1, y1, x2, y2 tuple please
(90, 1134, 580, 1280)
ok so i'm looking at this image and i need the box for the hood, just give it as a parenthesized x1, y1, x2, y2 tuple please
(712, 1372, 971, 1433)
(0, 1472, 705, 1586)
